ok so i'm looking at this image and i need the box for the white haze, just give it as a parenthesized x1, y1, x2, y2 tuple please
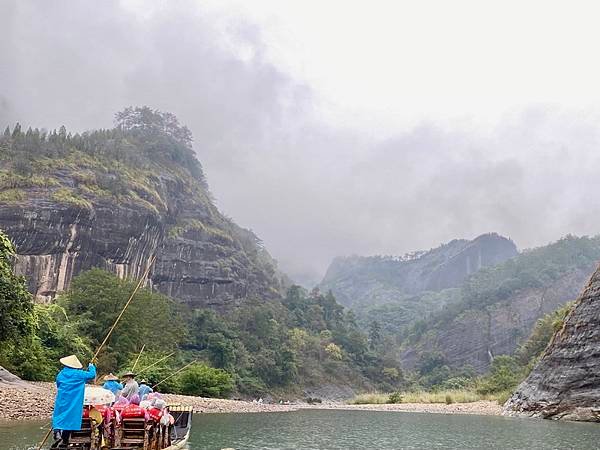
(2, 1, 600, 286)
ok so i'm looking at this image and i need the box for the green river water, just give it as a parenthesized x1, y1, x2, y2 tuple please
(2, 410, 600, 450)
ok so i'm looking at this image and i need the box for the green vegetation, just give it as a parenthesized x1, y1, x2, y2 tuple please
(0, 242, 402, 396)
(516, 302, 572, 366)
(0, 189, 25, 203)
(393, 235, 600, 386)
(406, 235, 600, 344)
(186, 285, 405, 395)
(60, 268, 185, 371)
(350, 389, 499, 405)
(0, 107, 209, 215)
(51, 187, 92, 209)
(351, 302, 574, 406)
(0, 230, 34, 345)
(178, 364, 234, 398)
(0, 229, 94, 380)
(167, 218, 234, 244)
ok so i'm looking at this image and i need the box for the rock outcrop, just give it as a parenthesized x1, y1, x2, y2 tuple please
(504, 265, 600, 421)
(0, 365, 24, 385)
(1, 191, 280, 309)
(401, 267, 593, 373)
(0, 123, 282, 309)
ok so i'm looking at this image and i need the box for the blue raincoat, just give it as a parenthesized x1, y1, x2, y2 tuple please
(102, 380, 123, 396)
(52, 363, 96, 431)
(138, 383, 153, 400)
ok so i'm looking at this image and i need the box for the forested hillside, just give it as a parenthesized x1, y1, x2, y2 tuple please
(321, 232, 600, 391)
(401, 235, 600, 374)
(320, 233, 517, 334)
(0, 109, 403, 397)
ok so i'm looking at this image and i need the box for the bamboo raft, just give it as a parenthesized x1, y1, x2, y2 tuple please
(63, 405, 193, 450)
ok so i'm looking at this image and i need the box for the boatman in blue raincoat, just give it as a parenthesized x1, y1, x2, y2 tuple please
(51, 354, 96, 448)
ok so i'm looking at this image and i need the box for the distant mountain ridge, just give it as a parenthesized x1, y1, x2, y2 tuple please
(401, 235, 600, 373)
(320, 233, 518, 310)
(320, 233, 600, 374)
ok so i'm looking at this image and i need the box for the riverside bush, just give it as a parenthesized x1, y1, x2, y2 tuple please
(177, 364, 234, 398)
(350, 393, 390, 404)
(351, 389, 497, 405)
(388, 391, 403, 404)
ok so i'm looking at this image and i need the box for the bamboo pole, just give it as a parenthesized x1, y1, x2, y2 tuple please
(38, 255, 156, 449)
(93, 254, 156, 360)
(132, 343, 146, 371)
(152, 360, 197, 389)
(136, 351, 175, 375)
(36, 428, 52, 450)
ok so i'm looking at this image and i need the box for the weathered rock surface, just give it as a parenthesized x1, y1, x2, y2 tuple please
(401, 267, 593, 373)
(504, 265, 600, 421)
(0, 166, 281, 309)
(320, 233, 517, 309)
(0, 365, 24, 385)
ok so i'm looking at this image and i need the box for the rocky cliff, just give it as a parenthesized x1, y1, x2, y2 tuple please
(401, 235, 600, 373)
(504, 264, 600, 421)
(0, 112, 281, 308)
(320, 233, 518, 310)
(401, 267, 593, 373)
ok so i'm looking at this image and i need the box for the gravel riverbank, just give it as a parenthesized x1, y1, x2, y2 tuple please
(0, 381, 501, 421)
(313, 400, 502, 415)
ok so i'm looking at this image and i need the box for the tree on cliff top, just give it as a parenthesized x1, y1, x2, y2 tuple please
(114, 106, 205, 184)
(115, 106, 193, 147)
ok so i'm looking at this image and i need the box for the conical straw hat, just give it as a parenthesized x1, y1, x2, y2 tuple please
(60, 355, 83, 369)
(103, 373, 119, 381)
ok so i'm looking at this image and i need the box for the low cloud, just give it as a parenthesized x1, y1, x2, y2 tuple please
(2, 1, 600, 286)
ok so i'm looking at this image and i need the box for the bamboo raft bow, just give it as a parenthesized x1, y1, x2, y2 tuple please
(36, 255, 157, 450)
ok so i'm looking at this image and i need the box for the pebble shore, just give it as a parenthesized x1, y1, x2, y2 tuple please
(0, 381, 501, 421)
(313, 400, 502, 415)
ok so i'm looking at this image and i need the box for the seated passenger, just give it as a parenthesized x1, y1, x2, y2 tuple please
(147, 398, 166, 422)
(138, 379, 153, 400)
(129, 394, 141, 405)
(112, 395, 129, 411)
(120, 371, 139, 400)
(102, 373, 123, 396)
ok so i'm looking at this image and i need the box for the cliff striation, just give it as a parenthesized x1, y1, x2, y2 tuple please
(504, 264, 600, 421)
(0, 109, 281, 308)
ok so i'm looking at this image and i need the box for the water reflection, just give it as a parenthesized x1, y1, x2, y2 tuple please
(3, 410, 600, 450)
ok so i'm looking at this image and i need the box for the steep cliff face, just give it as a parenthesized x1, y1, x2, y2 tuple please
(401, 235, 600, 373)
(401, 267, 592, 373)
(504, 265, 600, 421)
(320, 233, 517, 309)
(0, 119, 281, 308)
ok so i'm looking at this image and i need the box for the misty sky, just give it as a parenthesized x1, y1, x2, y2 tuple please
(2, 0, 600, 285)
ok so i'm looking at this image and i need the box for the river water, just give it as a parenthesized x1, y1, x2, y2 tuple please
(3, 410, 600, 450)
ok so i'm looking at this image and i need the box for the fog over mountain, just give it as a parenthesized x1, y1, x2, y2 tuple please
(2, 0, 600, 286)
